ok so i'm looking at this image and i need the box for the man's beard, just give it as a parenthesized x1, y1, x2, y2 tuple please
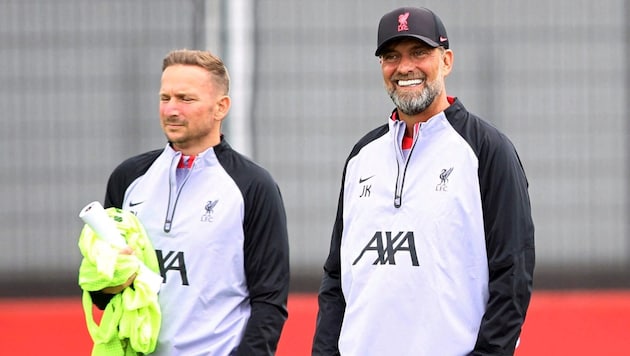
(388, 79, 441, 116)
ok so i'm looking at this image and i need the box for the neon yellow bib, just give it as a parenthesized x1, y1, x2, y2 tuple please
(78, 207, 162, 356)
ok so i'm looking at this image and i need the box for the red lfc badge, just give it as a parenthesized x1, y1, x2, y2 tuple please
(397, 12, 409, 32)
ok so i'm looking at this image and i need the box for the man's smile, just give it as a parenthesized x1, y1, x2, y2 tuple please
(397, 78, 424, 87)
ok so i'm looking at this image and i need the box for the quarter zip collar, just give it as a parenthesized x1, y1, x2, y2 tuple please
(161, 142, 222, 233)
(388, 108, 448, 208)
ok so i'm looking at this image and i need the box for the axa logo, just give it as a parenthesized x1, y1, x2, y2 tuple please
(353, 231, 419, 266)
(436, 167, 454, 191)
(156, 249, 189, 286)
(201, 200, 219, 222)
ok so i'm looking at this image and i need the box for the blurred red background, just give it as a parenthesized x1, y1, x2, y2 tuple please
(1, 290, 629, 355)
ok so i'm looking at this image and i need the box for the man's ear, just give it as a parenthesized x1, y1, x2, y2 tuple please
(442, 49, 454, 76)
(215, 95, 231, 121)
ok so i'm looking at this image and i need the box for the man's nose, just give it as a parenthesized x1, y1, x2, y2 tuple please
(397, 54, 417, 73)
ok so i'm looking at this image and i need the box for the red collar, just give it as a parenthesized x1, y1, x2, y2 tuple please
(177, 155, 196, 168)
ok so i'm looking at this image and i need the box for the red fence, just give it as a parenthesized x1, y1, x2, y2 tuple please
(1, 291, 629, 355)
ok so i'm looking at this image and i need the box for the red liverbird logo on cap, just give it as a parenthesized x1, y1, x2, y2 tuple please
(397, 12, 410, 32)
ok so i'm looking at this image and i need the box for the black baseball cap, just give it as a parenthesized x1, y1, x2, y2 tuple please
(375, 7, 449, 56)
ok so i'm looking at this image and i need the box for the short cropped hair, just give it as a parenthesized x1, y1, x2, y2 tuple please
(162, 49, 230, 94)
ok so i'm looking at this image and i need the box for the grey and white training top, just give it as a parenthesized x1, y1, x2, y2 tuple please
(313, 97, 535, 356)
(103, 137, 289, 356)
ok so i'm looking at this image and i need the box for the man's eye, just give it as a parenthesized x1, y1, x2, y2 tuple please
(412, 50, 429, 58)
(382, 54, 399, 62)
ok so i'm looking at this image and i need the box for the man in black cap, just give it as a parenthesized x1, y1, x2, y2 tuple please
(312, 7, 535, 356)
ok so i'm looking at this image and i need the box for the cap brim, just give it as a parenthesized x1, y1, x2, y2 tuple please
(375, 35, 440, 56)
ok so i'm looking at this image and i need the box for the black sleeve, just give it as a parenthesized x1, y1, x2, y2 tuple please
(311, 187, 345, 356)
(88, 291, 112, 310)
(473, 134, 535, 355)
(237, 175, 290, 355)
